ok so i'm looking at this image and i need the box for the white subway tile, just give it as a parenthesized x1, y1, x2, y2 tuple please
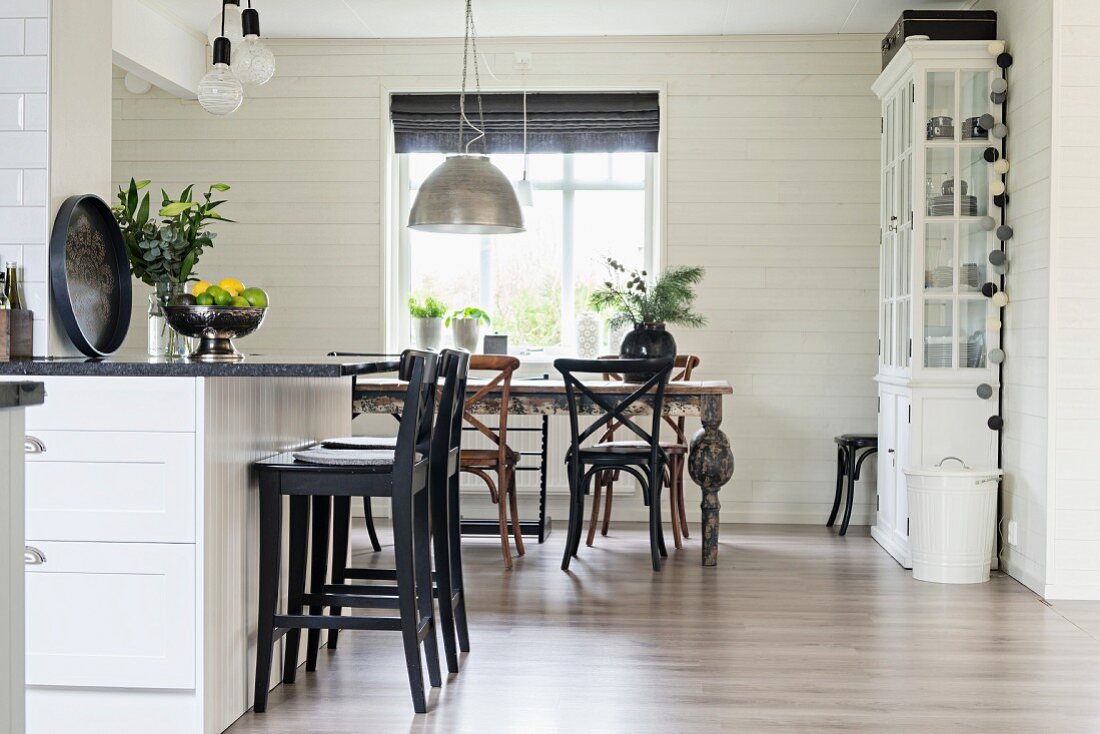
(0, 94, 23, 129)
(0, 56, 46, 93)
(0, 169, 20, 204)
(22, 92, 44, 129)
(31, 317, 45, 356)
(0, 19, 22, 55)
(0, 243, 23, 266)
(21, 167, 44, 205)
(19, 278, 45, 315)
(0, 205, 44, 243)
(20, 242, 45, 280)
(23, 18, 45, 54)
(0, 1, 47, 19)
(0, 130, 45, 166)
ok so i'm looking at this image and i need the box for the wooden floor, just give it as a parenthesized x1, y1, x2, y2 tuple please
(227, 523, 1100, 733)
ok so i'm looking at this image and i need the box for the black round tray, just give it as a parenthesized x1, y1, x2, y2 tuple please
(49, 194, 132, 357)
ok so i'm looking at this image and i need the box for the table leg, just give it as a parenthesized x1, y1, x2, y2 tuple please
(688, 395, 734, 566)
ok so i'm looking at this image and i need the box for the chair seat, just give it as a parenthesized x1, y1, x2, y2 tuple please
(593, 440, 687, 455)
(293, 447, 397, 466)
(835, 434, 877, 448)
(322, 435, 397, 450)
(460, 447, 519, 468)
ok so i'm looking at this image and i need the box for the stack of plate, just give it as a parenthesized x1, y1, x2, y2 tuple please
(925, 337, 953, 368)
(931, 266, 953, 289)
(960, 263, 981, 289)
(927, 195, 979, 216)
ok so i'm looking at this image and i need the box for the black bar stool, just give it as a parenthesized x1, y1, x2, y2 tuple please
(252, 349, 442, 714)
(828, 433, 878, 536)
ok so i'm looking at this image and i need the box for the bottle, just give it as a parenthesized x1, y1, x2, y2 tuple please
(0, 272, 8, 310)
(4, 262, 22, 310)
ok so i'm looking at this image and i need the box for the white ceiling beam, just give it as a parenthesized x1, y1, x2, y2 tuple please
(112, 0, 206, 99)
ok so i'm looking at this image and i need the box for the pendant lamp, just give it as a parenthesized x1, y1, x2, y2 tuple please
(233, 1, 276, 86)
(198, 3, 244, 116)
(514, 88, 535, 207)
(207, 0, 243, 46)
(408, 0, 524, 234)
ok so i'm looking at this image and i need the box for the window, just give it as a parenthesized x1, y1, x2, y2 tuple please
(396, 151, 656, 354)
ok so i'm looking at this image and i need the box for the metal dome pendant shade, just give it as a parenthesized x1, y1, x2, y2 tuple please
(408, 0, 524, 234)
(408, 155, 524, 234)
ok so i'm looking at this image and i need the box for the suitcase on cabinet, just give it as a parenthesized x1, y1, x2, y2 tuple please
(881, 10, 997, 69)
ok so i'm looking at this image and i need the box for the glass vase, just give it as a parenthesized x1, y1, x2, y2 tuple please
(148, 282, 188, 358)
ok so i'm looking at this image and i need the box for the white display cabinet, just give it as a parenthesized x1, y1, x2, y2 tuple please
(872, 41, 1001, 567)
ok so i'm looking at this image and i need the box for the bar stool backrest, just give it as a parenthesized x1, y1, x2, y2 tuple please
(432, 349, 471, 467)
(394, 349, 439, 479)
(554, 357, 674, 466)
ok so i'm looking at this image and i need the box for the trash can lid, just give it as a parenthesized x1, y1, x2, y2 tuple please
(904, 456, 1004, 479)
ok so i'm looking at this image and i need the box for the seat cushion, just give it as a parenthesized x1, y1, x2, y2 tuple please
(322, 435, 398, 450)
(293, 447, 397, 466)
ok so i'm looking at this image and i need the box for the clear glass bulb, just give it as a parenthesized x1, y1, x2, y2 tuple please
(207, 4, 243, 46)
(232, 35, 275, 85)
(197, 63, 244, 116)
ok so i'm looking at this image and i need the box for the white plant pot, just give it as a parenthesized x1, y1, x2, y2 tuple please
(411, 317, 443, 350)
(451, 318, 481, 352)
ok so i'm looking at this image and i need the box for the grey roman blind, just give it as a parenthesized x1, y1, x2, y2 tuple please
(390, 92, 660, 154)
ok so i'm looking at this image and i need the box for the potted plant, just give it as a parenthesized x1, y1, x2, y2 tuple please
(113, 178, 232, 356)
(589, 258, 706, 374)
(408, 295, 447, 350)
(446, 307, 491, 352)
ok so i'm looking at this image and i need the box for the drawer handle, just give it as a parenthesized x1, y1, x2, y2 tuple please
(24, 546, 46, 565)
(25, 435, 46, 454)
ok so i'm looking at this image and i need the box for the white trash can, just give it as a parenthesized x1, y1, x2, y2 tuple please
(904, 458, 1003, 584)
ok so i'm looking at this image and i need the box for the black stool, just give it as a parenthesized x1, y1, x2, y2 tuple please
(827, 434, 878, 536)
(252, 350, 443, 714)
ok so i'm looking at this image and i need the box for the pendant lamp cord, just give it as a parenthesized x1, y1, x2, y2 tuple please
(522, 87, 529, 181)
(458, 0, 487, 154)
(221, 0, 226, 37)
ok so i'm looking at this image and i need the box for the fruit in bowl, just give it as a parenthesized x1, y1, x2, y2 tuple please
(183, 277, 269, 309)
(165, 276, 270, 362)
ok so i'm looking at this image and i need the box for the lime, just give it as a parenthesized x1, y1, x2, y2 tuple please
(196, 292, 214, 306)
(205, 285, 225, 301)
(213, 289, 234, 307)
(241, 287, 269, 308)
(231, 296, 250, 308)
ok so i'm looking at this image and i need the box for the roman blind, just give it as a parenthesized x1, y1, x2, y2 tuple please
(390, 92, 659, 154)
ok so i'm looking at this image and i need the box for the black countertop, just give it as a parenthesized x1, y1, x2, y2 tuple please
(0, 352, 400, 378)
(0, 381, 45, 409)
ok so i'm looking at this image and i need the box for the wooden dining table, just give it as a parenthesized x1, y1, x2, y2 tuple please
(353, 377, 735, 566)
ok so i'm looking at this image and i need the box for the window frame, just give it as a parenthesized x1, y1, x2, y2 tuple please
(393, 151, 658, 355)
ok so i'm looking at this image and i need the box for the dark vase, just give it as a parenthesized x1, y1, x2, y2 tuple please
(619, 322, 677, 381)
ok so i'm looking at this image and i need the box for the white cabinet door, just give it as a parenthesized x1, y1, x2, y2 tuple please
(895, 395, 912, 540)
(876, 393, 897, 531)
(24, 541, 195, 690)
(24, 377, 196, 433)
(25, 431, 196, 543)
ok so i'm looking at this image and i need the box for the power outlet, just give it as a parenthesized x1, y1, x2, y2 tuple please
(1006, 520, 1019, 546)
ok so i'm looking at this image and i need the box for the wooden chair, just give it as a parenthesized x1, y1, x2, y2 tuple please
(590, 354, 700, 549)
(460, 355, 525, 569)
(555, 357, 674, 571)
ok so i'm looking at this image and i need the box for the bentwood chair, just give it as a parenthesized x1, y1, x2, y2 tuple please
(554, 357, 674, 572)
(459, 355, 525, 568)
(252, 350, 442, 714)
(590, 354, 700, 549)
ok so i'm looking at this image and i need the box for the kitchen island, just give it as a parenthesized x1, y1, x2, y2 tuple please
(0, 354, 395, 734)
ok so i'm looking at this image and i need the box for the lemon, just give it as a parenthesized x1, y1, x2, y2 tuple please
(219, 278, 245, 297)
(192, 280, 211, 297)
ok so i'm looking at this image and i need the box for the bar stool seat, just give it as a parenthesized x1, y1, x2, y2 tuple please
(828, 433, 878, 536)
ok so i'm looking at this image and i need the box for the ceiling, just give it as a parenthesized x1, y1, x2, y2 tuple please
(167, 0, 969, 39)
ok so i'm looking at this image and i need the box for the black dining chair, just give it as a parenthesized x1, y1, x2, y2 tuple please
(252, 349, 442, 714)
(554, 357, 675, 572)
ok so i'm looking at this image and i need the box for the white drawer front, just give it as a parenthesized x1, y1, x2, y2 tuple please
(25, 431, 196, 543)
(24, 541, 196, 690)
(23, 377, 196, 432)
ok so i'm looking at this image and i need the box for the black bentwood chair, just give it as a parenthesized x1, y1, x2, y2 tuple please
(554, 357, 675, 572)
(252, 349, 442, 714)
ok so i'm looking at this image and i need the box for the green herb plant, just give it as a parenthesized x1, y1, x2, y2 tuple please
(112, 178, 233, 288)
(589, 258, 706, 329)
(445, 307, 491, 327)
(408, 296, 448, 319)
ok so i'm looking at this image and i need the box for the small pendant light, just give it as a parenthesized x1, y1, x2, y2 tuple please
(515, 88, 535, 207)
(198, 3, 244, 116)
(233, 1, 276, 86)
(408, 0, 524, 235)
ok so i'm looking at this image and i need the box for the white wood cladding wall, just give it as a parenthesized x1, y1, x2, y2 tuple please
(113, 34, 882, 524)
(972, 0, 1054, 594)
